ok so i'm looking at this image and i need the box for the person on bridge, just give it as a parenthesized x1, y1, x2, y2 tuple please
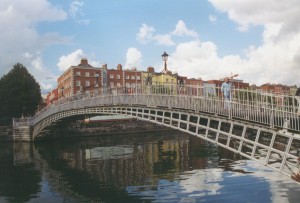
(221, 74, 238, 110)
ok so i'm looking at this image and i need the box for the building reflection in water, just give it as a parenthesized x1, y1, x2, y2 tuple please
(1, 130, 299, 202)
(41, 132, 226, 199)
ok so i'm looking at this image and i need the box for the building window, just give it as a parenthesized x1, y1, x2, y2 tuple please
(110, 74, 114, 79)
(117, 83, 121, 87)
(116, 74, 121, 79)
(110, 82, 114, 87)
(126, 75, 130, 79)
(76, 71, 81, 76)
(85, 80, 90, 86)
(85, 72, 90, 77)
(131, 75, 135, 80)
(137, 76, 141, 80)
(76, 80, 81, 86)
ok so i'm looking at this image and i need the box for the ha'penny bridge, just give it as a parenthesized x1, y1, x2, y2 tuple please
(13, 84, 300, 181)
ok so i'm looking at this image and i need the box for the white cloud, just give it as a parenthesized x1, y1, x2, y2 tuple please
(162, 1, 300, 86)
(171, 20, 198, 38)
(206, 0, 300, 85)
(153, 34, 175, 46)
(0, 0, 68, 93)
(137, 24, 155, 44)
(40, 83, 53, 92)
(208, 0, 300, 34)
(69, 0, 90, 25)
(57, 49, 85, 71)
(125, 48, 142, 69)
(209, 14, 217, 23)
(57, 49, 101, 71)
(137, 20, 197, 46)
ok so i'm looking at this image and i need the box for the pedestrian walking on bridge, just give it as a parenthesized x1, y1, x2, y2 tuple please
(221, 74, 238, 110)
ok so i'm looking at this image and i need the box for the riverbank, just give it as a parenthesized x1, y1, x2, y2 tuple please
(1, 118, 171, 142)
(0, 126, 12, 142)
(36, 118, 171, 141)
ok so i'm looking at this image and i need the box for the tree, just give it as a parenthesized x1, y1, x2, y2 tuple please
(0, 63, 41, 123)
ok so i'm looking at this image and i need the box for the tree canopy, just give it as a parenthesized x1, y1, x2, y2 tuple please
(0, 63, 41, 123)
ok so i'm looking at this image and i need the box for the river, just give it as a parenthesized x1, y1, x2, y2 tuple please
(0, 130, 299, 203)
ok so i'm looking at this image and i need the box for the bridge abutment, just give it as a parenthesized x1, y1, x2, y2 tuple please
(13, 118, 33, 142)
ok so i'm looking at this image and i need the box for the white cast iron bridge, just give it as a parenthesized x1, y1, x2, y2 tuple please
(13, 84, 300, 180)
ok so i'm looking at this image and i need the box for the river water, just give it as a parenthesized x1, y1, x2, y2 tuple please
(0, 130, 300, 203)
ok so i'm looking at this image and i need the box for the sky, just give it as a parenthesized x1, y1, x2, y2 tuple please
(1, 0, 300, 93)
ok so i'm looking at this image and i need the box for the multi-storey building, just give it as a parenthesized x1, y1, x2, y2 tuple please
(107, 64, 142, 89)
(142, 66, 184, 86)
(57, 58, 107, 99)
(123, 67, 142, 88)
(186, 78, 203, 86)
(46, 89, 58, 105)
(259, 83, 290, 94)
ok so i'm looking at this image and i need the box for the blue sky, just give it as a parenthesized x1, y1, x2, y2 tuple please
(1, 0, 300, 93)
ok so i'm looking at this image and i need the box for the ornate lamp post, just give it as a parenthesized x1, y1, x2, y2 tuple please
(161, 51, 169, 72)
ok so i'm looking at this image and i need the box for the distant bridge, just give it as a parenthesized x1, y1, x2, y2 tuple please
(13, 84, 300, 180)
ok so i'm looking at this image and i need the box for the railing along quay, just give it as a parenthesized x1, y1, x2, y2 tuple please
(32, 84, 300, 132)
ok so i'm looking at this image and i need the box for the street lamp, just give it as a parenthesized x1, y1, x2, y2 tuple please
(161, 51, 169, 72)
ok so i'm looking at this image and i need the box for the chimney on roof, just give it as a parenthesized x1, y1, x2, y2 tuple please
(147, 66, 154, 73)
(81, 58, 88, 65)
(102, 64, 107, 69)
(117, 64, 122, 70)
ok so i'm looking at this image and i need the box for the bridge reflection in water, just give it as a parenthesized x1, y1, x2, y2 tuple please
(2, 131, 300, 203)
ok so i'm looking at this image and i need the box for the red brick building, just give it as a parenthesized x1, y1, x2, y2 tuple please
(107, 64, 142, 89)
(57, 58, 107, 99)
(259, 83, 290, 94)
(46, 88, 58, 105)
(186, 78, 203, 86)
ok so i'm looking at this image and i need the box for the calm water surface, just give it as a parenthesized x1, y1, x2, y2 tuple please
(0, 131, 300, 203)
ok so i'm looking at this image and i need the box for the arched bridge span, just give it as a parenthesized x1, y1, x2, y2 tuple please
(13, 85, 300, 179)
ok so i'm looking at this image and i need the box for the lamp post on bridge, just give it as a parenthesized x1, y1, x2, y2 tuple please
(161, 51, 169, 73)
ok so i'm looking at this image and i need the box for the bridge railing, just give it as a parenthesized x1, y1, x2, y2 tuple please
(32, 84, 300, 131)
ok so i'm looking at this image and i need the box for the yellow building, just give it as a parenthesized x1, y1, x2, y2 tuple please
(143, 66, 179, 85)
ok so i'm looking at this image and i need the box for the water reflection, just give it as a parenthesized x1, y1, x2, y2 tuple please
(0, 131, 300, 203)
(0, 143, 41, 203)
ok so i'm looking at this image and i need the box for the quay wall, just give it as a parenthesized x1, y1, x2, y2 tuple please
(36, 118, 171, 141)
(0, 126, 13, 142)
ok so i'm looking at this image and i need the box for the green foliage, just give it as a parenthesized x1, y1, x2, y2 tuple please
(0, 63, 41, 123)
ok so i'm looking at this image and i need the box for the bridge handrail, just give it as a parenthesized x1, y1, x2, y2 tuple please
(30, 84, 300, 131)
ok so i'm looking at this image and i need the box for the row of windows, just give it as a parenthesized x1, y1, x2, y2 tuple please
(76, 72, 100, 77)
(109, 74, 141, 80)
(74, 71, 142, 81)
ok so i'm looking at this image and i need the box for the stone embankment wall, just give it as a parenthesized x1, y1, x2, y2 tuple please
(0, 126, 13, 142)
(38, 118, 171, 140)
